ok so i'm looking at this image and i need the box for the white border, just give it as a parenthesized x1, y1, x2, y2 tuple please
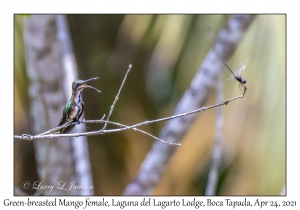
(2, 0, 299, 209)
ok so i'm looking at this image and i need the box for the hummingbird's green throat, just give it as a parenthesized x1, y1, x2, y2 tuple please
(56, 77, 100, 134)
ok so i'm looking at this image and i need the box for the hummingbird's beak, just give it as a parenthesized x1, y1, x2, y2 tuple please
(82, 77, 99, 83)
(82, 84, 101, 93)
(81, 77, 100, 92)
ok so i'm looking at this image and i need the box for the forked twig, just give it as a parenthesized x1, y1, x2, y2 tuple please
(102, 64, 132, 131)
(14, 86, 247, 144)
(15, 57, 248, 146)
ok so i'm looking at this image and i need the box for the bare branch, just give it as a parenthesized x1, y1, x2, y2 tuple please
(102, 64, 132, 131)
(37, 121, 73, 136)
(14, 87, 246, 144)
(112, 122, 180, 146)
(36, 114, 106, 136)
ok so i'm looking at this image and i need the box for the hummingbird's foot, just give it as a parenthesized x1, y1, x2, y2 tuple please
(77, 119, 85, 124)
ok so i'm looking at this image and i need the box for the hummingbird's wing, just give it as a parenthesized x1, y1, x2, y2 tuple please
(60, 101, 84, 134)
(56, 101, 73, 133)
(58, 101, 71, 127)
(57, 101, 84, 134)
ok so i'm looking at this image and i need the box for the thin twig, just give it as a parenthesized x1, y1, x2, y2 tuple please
(14, 86, 247, 143)
(102, 64, 132, 131)
(36, 121, 73, 136)
(20, 119, 180, 146)
(36, 115, 106, 136)
(20, 113, 179, 146)
(110, 121, 180, 146)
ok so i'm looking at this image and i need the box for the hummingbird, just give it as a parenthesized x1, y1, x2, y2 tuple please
(56, 77, 101, 134)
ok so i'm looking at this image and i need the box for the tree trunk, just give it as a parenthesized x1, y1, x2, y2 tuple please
(24, 15, 93, 195)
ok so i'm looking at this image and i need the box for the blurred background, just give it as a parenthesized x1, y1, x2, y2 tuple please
(14, 14, 285, 195)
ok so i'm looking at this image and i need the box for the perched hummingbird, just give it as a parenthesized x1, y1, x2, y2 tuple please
(56, 77, 101, 134)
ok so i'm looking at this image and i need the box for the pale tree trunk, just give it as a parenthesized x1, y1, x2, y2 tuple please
(123, 15, 255, 195)
(24, 15, 93, 195)
(56, 15, 94, 195)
